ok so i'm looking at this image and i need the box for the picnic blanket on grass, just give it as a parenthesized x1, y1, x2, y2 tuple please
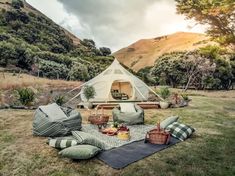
(97, 137, 180, 169)
(82, 124, 155, 150)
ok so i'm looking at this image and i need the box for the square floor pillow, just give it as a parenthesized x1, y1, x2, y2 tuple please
(166, 122, 195, 141)
(47, 136, 80, 149)
(59, 145, 101, 159)
(160, 116, 179, 129)
(72, 131, 106, 150)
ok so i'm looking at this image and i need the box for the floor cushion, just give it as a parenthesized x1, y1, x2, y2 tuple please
(39, 103, 67, 121)
(160, 116, 179, 129)
(166, 122, 195, 141)
(47, 136, 79, 149)
(119, 103, 136, 113)
(59, 145, 101, 160)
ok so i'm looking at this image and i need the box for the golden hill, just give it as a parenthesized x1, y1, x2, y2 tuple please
(114, 32, 217, 71)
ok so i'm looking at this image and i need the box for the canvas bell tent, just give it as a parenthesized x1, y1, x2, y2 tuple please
(69, 59, 161, 103)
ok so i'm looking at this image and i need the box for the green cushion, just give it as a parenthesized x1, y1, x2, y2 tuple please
(160, 116, 179, 129)
(166, 122, 195, 141)
(47, 136, 79, 149)
(72, 131, 106, 150)
(59, 145, 101, 159)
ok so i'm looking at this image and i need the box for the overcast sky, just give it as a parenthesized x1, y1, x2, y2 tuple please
(26, 0, 206, 52)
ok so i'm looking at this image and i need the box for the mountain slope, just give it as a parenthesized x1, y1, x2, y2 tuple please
(0, 0, 113, 81)
(23, 0, 81, 45)
(114, 32, 217, 71)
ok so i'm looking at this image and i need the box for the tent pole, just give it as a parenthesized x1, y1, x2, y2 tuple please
(64, 92, 81, 105)
(146, 86, 164, 101)
(66, 82, 86, 94)
(133, 84, 147, 101)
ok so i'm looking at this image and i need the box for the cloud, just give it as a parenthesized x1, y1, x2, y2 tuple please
(27, 0, 206, 52)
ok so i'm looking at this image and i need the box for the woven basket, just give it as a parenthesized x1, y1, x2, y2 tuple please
(145, 123, 170, 145)
(88, 108, 109, 125)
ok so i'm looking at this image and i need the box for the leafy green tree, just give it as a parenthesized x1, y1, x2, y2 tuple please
(83, 85, 96, 101)
(68, 63, 90, 81)
(213, 57, 233, 89)
(38, 60, 69, 79)
(81, 39, 96, 48)
(175, 0, 235, 45)
(99, 47, 111, 56)
(0, 41, 17, 66)
(151, 52, 186, 87)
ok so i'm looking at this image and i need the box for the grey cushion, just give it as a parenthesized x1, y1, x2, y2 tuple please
(119, 103, 136, 113)
(33, 104, 82, 137)
(166, 122, 195, 141)
(39, 103, 67, 121)
(72, 131, 106, 150)
(48, 136, 79, 149)
(112, 104, 144, 125)
(59, 145, 101, 159)
(160, 116, 179, 129)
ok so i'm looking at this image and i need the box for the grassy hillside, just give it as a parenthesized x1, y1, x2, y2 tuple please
(114, 32, 217, 71)
(0, 0, 114, 81)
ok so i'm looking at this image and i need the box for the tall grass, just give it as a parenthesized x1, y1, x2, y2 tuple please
(0, 73, 82, 91)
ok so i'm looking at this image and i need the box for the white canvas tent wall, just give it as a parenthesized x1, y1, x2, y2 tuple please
(70, 59, 162, 103)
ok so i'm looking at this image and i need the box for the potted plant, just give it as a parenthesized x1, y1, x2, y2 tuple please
(83, 85, 96, 109)
(180, 93, 190, 106)
(159, 87, 171, 109)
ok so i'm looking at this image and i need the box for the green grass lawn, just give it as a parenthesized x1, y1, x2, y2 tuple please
(0, 95, 235, 176)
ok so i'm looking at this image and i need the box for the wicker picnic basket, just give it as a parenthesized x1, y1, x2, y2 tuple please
(145, 123, 170, 145)
(88, 107, 109, 125)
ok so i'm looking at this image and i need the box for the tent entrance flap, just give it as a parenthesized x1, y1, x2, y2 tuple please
(110, 81, 133, 100)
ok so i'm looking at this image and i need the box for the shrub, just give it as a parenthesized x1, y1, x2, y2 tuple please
(159, 87, 170, 100)
(68, 63, 90, 81)
(15, 87, 35, 106)
(53, 95, 65, 106)
(99, 47, 111, 56)
(181, 93, 189, 101)
(83, 85, 96, 101)
(11, 0, 24, 9)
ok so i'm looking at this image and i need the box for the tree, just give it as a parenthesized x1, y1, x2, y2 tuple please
(175, 0, 235, 46)
(83, 85, 96, 101)
(0, 41, 17, 66)
(99, 47, 111, 56)
(11, 0, 24, 9)
(182, 52, 216, 91)
(68, 63, 90, 81)
(151, 52, 186, 87)
(231, 54, 235, 89)
(81, 39, 96, 48)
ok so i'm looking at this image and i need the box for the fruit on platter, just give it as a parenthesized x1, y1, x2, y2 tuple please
(101, 127, 118, 136)
(118, 124, 129, 131)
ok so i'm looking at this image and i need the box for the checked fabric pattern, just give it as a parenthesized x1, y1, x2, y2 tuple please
(166, 122, 195, 141)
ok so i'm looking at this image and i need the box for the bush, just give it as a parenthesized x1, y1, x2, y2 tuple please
(181, 93, 189, 101)
(38, 60, 69, 79)
(83, 85, 96, 101)
(11, 0, 24, 9)
(53, 95, 65, 106)
(159, 87, 170, 100)
(68, 63, 90, 81)
(99, 47, 111, 56)
(15, 88, 35, 106)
